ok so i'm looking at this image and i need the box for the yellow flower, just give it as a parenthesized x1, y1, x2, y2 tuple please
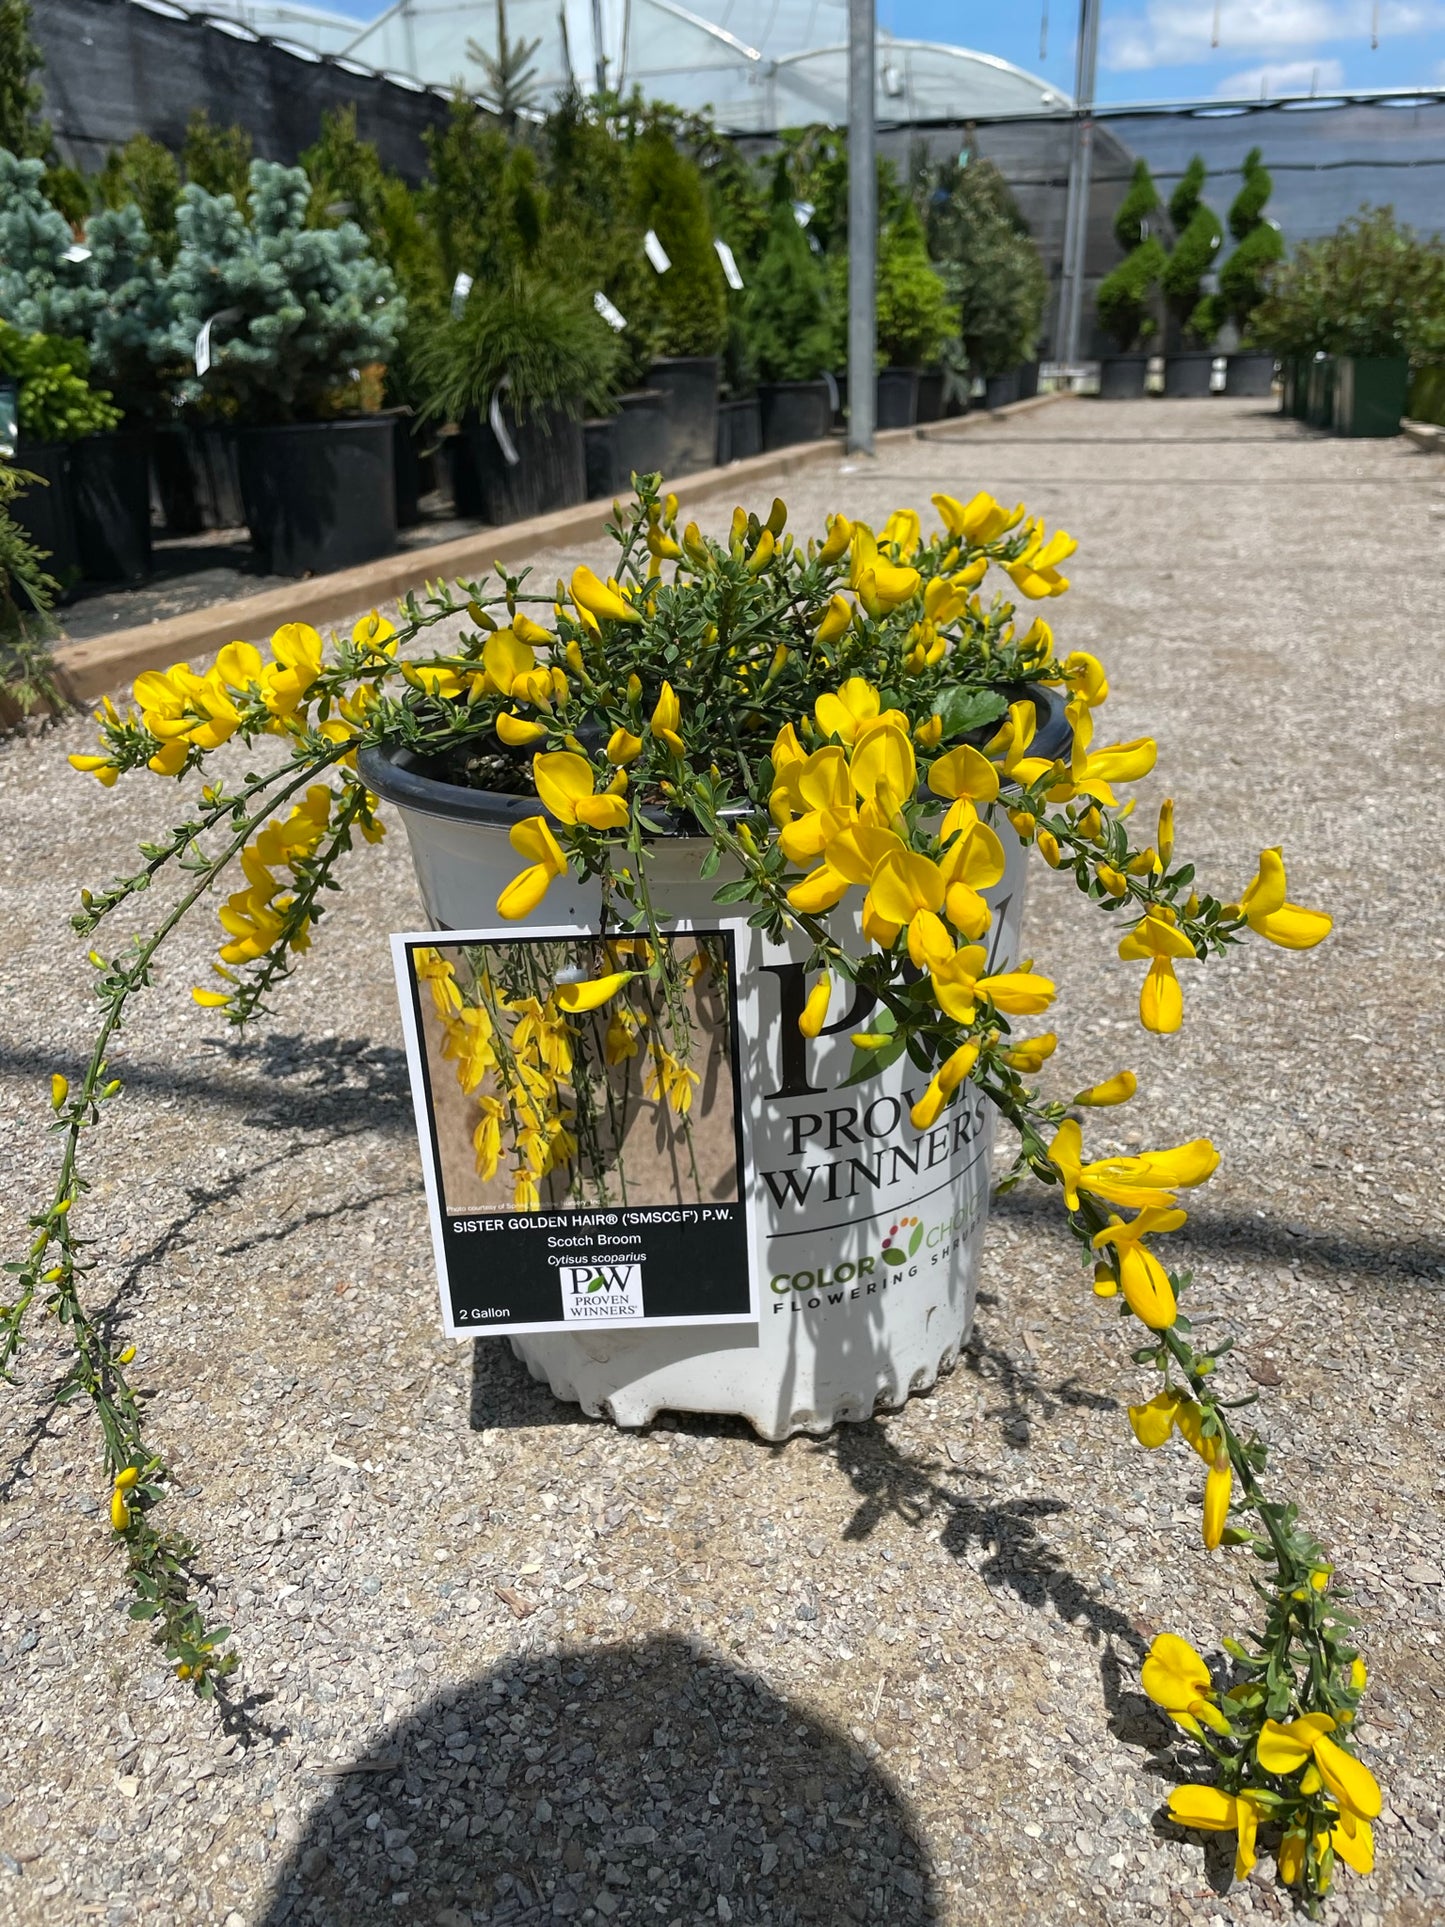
(1092, 1206, 1185, 1328)
(909, 1042, 979, 1130)
(813, 593, 854, 645)
(1238, 848, 1332, 950)
(554, 971, 634, 1014)
(192, 987, 232, 1008)
(1004, 520, 1077, 598)
(1331, 1810, 1374, 1876)
(798, 972, 832, 1038)
(815, 678, 880, 744)
(533, 751, 630, 831)
(1050, 1120, 1218, 1213)
(1001, 1032, 1056, 1072)
(497, 815, 567, 921)
(1203, 1452, 1233, 1549)
(571, 566, 640, 625)
(1256, 1718, 1381, 1821)
(1276, 1828, 1307, 1886)
(931, 490, 1024, 544)
(976, 966, 1055, 1016)
(1060, 649, 1108, 707)
(849, 721, 916, 817)
(1142, 1634, 1233, 1739)
(1166, 1784, 1261, 1879)
(496, 711, 548, 746)
(67, 752, 120, 787)
(1073, 1071, 1137, 1107)
(927, 742, 1000, 808)
(1056, 697, 1156, 806)
(818, 513, 853, 564)
(1118, 908, 1195, 1034)
(881, 507, 922, 556)
(606, 727, 643, 766)
(650, 681, 685, 757)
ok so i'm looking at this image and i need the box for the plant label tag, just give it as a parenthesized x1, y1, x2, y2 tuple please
(822, 369, 839, 413)
(487, 382, 520, 467)
(194, 317, 215, 377)
(451, 271, 473, 316)
(593, 291, 627, 331)
(714, 239, 743, 290)
(63, 243, 92, 264)
(392, 923, 761, 1338)
(643, 228, 672, 273)
(792, 200, 814, 228)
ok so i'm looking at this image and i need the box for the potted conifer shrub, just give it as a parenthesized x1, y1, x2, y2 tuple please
(162, 160, 405, 576)
(920, 154, 1048, 412)
(415, 268, 621, 523)
(747, 159, 834, 451)
(1161, 157, 1224, 397)
(874, 209, 953, 427)
(631, 128, 729, 474)
(1095, 160, 1165, 398)
(0, 150, 155, 581)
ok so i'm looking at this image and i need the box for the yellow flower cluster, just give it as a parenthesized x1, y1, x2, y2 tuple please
(1143, 1635, 1380, 1886)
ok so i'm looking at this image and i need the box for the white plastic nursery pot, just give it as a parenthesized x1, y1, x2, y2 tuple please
(360, 688, 1070, 1440)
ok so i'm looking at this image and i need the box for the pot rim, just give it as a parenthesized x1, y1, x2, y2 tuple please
(357, 682, 1073, 834)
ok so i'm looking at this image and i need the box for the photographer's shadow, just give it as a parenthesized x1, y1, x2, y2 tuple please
(262, 1634, 939, 1926)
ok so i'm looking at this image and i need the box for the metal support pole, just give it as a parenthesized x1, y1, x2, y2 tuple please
(1057, 0, 1101, 366)
(591, 0, 608, 94)
(846, 0, 876, 456)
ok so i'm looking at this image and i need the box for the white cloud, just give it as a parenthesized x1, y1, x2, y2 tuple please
(1215, 56, 1347, 94)
(1103, 2, 1445, 73)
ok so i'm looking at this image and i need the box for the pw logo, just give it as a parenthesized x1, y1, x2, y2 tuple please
(559, 1262, 645, 1322)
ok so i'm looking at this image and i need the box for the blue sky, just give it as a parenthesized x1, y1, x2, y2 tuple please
(891, 1, 1445, 103)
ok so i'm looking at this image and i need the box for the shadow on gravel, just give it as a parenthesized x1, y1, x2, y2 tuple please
(259, 1635, 939, 1926)
(990, 1184, 1445, 1292)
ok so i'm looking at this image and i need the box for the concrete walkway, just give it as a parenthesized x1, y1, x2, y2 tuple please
(0, 400, 1441, 1926)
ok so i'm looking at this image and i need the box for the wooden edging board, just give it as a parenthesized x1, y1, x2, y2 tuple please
(52, 390, 1064, 703)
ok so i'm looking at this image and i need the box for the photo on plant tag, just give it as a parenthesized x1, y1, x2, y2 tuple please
(412, 931, 740, 1214)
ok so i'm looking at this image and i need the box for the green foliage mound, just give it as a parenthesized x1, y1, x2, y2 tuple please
(0, 320, 120, 441)
(629, 127, 726, 360)
(410, 271, 621, 426)
(1252, 206, 1445, 361)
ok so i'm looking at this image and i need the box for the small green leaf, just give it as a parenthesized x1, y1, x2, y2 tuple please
(881, 1247, 907, 1268)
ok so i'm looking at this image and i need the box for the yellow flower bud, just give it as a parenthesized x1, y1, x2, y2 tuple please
(115, 1465, 140, 1489)
(1158, 797, 1175, 867)
(50, 1074, 68, 1110)
(1093, 1263, 1118, 1297)
(110, 1489, 132, 1531)
(1007, 809, 1036, 842)
(117, 1345, 136, 1365)
(1097, 864, 1128, 898)
(1036, 828, 1063, 867)
(798, 972, 831, 1038)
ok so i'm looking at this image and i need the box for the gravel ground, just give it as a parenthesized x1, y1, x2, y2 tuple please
(2, 398, 1443, 1926)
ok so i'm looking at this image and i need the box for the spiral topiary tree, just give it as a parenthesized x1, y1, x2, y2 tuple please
(1217, 147, 1284, 342)
(1161, 154, 1223, 349)
(1096, 158, 1165, 353)
(162, 160, 405, 423)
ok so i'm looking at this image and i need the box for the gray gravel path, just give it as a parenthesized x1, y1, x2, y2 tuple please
(1, 399, 1442, 1926)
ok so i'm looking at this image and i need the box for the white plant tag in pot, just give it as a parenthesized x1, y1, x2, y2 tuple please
(714, 239, 743, 290)
(643, 228, 672, 273)
(488, 380, 520, 467)
(451, 271, 473, 317)
(593, 291, 627, 331)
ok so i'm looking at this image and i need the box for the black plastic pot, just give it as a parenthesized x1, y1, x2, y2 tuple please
(876, 367, 919, 430)
(584, 390, 671, 500)
(647, 357, 719, 477)
(152, 427, 203, 536)
(1017, 360, 1041, 401)
(1305, 357, 1336, 430)
(758, 379, 832, 451)
(715, 395, 762, 466)
(1225, 351, 1277, 399)
(1332, 356, 1408, 438)
(236, 416, 396, 576)
(10, 438, 80, 599)
(1097, 355, 1150, 400)
(449, 406, 586, 526)
(915, 371, 944, 423)
(984, 368, 1022, 410)
(1163, 352, 1217, 399)
(387, 410, 424, 529)
(1279, 358, 1308, 419)
(71, 432, 152, 583)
